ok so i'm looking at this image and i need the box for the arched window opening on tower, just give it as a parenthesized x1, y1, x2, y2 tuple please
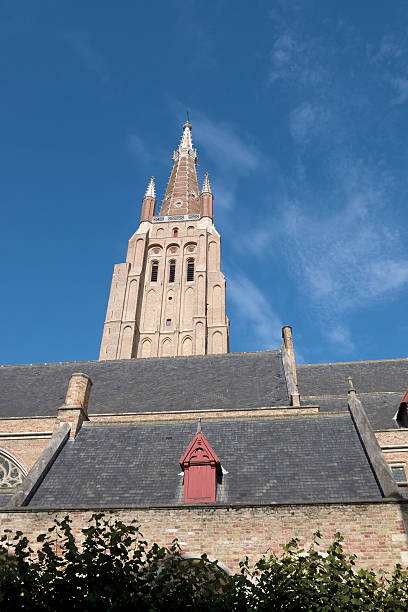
(187, 259, 195, 282)
(169, 260, 176, 283)
(173, 228, 179, 238)
(151, 261, 158, 282)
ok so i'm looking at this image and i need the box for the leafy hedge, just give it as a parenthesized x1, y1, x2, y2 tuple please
(0, 514, 407, 610)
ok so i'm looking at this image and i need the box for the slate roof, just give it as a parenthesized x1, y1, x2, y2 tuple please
(1, 353, 406, 431)
(0, 493, 13, 506)
(0, 351, 289, 418)
(298, 359, 408, 431)
(306, 395, 400, 431)
(298, 359, 408, 396)
(28, 414, 383, 508)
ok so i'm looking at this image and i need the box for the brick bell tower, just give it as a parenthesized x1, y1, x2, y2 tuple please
(99, 120, 230, 360)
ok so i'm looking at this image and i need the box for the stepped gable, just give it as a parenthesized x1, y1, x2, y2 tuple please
(0, 351, 289, 418)
(28, 414, 383, 509)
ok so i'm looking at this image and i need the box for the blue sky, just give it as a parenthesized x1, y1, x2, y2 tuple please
(2, 0, 408, 366)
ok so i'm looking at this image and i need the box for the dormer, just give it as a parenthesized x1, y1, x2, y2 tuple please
(396, 390, 408, 428)
(180, 424, 221, 503)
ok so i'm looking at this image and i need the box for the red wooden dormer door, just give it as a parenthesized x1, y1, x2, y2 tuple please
(180, 432, 221, 503)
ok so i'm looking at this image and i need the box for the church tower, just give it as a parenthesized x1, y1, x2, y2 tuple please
(99, 121, 230, 360)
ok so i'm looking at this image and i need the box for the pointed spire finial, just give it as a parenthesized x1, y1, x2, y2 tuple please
(196, 417, 202, 434)
(144, 176, 156, 199)
(179, 114, 193, 152)
(201, 172, 212, 195)
(347, 376, 356, 395)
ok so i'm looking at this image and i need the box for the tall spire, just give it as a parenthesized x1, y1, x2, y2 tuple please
(201, 172, 212, 195)
(159, 121, 201, 216)
(144, 176, 156, 199)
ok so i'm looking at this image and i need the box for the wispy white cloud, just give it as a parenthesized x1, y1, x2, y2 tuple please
(228, 271, 283, 350)
(279, 160, 408, 348)
(127, 134, 152, 167)
(193, 116, 260, 172)
(388, 76, 408, 105)
(368, 32, 408, 104)
(289, 103, 330, 144)
(192, 113, 263, 210)
(325, 325, 354, 353)
(262, 10, 408, 352)
(283, 194, 408, 309)
(369, 32, 406, 64)
(59, 28, 110, 83)
(269, 30, 325, 86)
(126, 134, 169, 175)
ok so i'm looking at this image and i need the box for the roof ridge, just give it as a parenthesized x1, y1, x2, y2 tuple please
(303, 391, 404, 399)
(82, 412, 351, 429)
(298, 357, 408, 368)
(0, 349, 282, 369)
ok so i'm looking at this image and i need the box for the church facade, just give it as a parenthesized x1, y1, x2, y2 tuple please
(1, 123, 408, 573)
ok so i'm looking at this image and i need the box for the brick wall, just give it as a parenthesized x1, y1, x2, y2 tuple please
(2, 502, 408, 573)
(89, 406, 318, 425)
(375, 430, 408, 446)
(0, 438, 50, 471)
(375, 430, 408, 485)
(0, 417, 55, 471)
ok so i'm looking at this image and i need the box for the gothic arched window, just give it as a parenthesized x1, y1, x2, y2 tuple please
(0, 451, 26, 488)
(187, 259, 194, 282)
(169, 260, 176, 283)
(151, 261, 158, 282)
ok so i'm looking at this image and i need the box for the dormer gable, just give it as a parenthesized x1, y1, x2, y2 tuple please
(180, 426, 221, 503)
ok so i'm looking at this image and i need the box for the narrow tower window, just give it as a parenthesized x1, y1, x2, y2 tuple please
(187, 259, 195, 282)
(169, 260, 176, 283)
(173, 228, 179, 237)
(151, 261, 158, 282)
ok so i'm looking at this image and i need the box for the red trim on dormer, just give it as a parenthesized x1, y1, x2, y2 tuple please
(402, 390, 408, 404)
(180, 433, 221, 503)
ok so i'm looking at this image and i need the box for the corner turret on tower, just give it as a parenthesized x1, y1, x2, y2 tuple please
(201, 173, 213, 219)
(140, 177, 156, 223)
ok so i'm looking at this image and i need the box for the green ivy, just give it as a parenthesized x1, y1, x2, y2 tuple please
(0, 516, 407, 611)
